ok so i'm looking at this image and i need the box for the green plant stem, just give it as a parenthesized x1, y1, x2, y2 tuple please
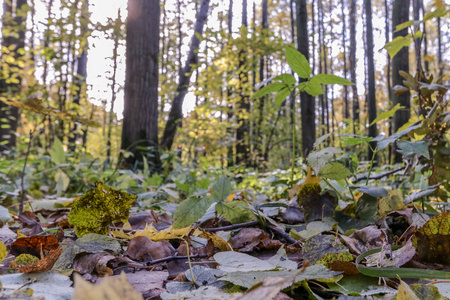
(365, 145, 378, 186)
(291, 95, 296, 183)
(322, 178, 345, 200)
(184, 239, 197, 287)
(345, 178, 356, 202)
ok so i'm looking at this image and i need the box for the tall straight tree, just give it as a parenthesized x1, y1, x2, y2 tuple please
(349, 0, 359, 133)
(235, 0, 250, 166)
(121, 0, 161, 170)
(364, 0, 378, 162)
(161, 0, 210, 151)
(391, 0, 410, 163)
(296, 0, 315, 157)
(0, 0, 28, 151)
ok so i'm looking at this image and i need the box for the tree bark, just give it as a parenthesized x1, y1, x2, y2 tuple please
(364, 0, 378, 163)
(0, 0, 27, 151)
(349, 0, 359, 134)
(297, 0, 315, 157)
(121, 0, 161, 170)
(161, 0, 210, 151)
(235, 0, 250, 166)
(340, 0, 349, 120)
(391, 0, 411, 163)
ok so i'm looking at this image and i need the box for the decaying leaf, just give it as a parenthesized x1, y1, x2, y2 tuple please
(68, 182, 137, 237)
(73, 272, 143, 300)
(10, 247, 62, 273)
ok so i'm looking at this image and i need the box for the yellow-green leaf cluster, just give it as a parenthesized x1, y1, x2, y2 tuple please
(68, 182, 137, 237)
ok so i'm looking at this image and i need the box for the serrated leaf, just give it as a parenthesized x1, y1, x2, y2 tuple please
(370, 103, 404, 126)
(307, 147, 343, 174)
(395, 20, 414, 32)
(312, 74, 354, 85)
(216, 201, 255, 224)
(313, 133, 332, 148)
(285, 46, 311, 78)
(377, 124, 422, 149)
(274, 86, 292, 108)
(397, 140, 430, 159)
(385, 36, 412, 58)
(212, 177, 232, 201)
(422, 8, 448, 22)
(251, 82, 285, 100)
(273, 73, 296, 85)
(318, 162, 352, 180)
(339, 134, 373, 145)
(172, 196, 214, 228)
(304, 77, 324, 96)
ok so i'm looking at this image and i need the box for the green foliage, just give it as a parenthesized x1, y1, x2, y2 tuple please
(68, 182, 137, 237)
(11, 254, 39, 266)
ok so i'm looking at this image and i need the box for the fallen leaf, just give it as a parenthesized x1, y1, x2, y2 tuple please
(11, 235, 59, 257)
(73, 272, 143, 300)
(10, 247, 62, 273)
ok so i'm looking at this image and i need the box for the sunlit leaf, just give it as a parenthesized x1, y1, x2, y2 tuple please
(251, 82, 285, 100)
(312, 74, 354, 85)
(318, 162, 352, 180)
(370, 104, 404, 126)
(385, 36, 412, 58)
(285, 46, 311, 78)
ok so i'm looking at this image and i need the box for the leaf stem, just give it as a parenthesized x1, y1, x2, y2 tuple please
(322, 178, 345, 200)
(365, 145, 378, 186)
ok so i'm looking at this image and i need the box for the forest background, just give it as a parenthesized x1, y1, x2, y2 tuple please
(0, 0, 448, 197)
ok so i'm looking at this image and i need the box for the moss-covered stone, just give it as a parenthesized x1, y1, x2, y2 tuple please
(68, 182, 137, 237)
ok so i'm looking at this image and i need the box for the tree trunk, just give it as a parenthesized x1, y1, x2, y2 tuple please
(161, 0, 210, 151)
(297, 0, 315, 157)
(340, 0, 349, 120)
(0, 0, 27, 151)
(385, 0, 393, 163)
(391, 0, 411, 163)
(226, 0, 234, 166)
(349, 0, 359, 134)
(364, 0, 378, 163)
(235, 0, 250, 166)
(68, 0, 89, 151)
(121, 0, 161, 170)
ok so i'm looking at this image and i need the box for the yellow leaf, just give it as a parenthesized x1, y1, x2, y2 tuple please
(200, 230, 232, 252)
(17, 230, 26, 238)
(397, 280, 420, 300)
(73, 272, 143, 300)
(0, 241, 7, 263)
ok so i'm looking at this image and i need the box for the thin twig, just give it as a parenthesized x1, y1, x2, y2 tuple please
(354, 166, 405, 183)
(267, 225, 298, 244)
(202, 220, 260, 232)
(20, 128, 40, 215)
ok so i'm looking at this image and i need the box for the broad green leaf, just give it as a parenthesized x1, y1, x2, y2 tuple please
(144, 174, 163, 188)
(273, 73, 296, 85)
(196, 178, 210, 189)
(339, 134, 373, 145)
(49, 137, 65, 165)
(397, 140, 430, 159)
(212, 177, 232, 202)
(352, 186, 388, 198)
(274, 85, 292, 108)
(55, 169, 70, 195)
(355, 194, 378, 222)
(422, 8, 448, 22)
(404, 185, 438, 204)
(395, 20, 414, 32)
(312, 74, 354, 85)
(370, 103, 403, 126)
(304, 77, 324, 96)
(377, 124, 422, 149)
(172, 195, 214, 228)
(307, 147, 343, 174)
(318, 162, 352, 180)
(313, 133, 331, 148)
(175, 181, 191, 193)
(216, 201, 255, 224)
(251, 82, 285, 100)
(384, 36, 412, 58)
(285, 46, 311, 78)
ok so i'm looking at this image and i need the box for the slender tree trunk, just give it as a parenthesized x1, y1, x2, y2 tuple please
(364, 0, 378, 163)
(235, 0, 250, 166)
(349, 0, 359, 134)
(391, 0, 411, 163)
(437, 16, 443, 77)
(161, 0, 210, 151)
(226, 0, 234, 166)
(121, 0, 161, 170)
(385, 0, 393, 163)
(340, 0, 349, 119)
(0, 0, 27, 151)
(297, 0, 315, 157)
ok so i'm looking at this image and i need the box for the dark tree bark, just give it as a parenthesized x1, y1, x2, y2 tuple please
(161, 0, 210, 151)
(340, 0, 349, 119)
(226, 0, 234, 166)
(364, 0, 378, 162)
(349, 0, 359, 134)
(0, 0, 27, 151)
(391, 0, 411, 163)
(69, 0, 89, 151)
(235, 0, 250, 166)
(297, 0, 315, 157)
(385, 0, 393, 162)
(121, 0, 161, 170)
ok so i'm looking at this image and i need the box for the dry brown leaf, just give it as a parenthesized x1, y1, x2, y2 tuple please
(10, 247, 62, 273)
(73, 272, 143, 300)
